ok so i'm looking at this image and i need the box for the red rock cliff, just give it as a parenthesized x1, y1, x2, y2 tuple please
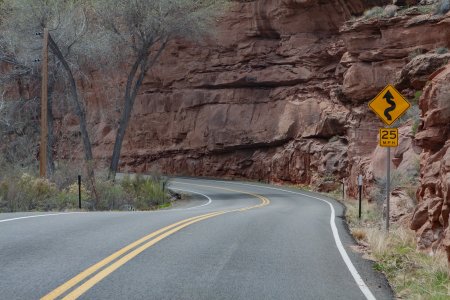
(60, 1, 450, 212)
(77, 0, 391, 188)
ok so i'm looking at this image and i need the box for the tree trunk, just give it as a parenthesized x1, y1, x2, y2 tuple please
(109, 55, 145, 180)
(109, 42, 168, 180)
(48, 35, 99, 207)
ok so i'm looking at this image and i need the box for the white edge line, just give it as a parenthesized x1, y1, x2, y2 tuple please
(0, 212, 83, 223)
(169, 188, 212, 210)
(174, 180, 376, 300)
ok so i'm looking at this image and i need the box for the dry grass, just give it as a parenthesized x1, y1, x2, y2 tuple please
(351, 228, 367, 242)
(346, 204, 450, 299)
(365, 227, 450, 299)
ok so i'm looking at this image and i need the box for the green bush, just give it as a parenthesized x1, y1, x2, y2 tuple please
(408, 48, 425, 60)
(435, 0, 450, 15)
(94, 180, 127, 210)
(0, 161, 172, 212)
(50, 162, 85, 190)
(0, 173, 59, 211)
(364, 6, 384, 19)
(397, 90, 420, 129)
(121, 174, 170, 210)
(436, 46, 449, 54)
(56, 182, 90, 210)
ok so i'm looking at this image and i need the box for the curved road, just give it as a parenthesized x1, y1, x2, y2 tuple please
(0, 178, 393, 299)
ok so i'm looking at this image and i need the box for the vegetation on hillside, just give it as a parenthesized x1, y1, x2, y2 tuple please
(0, 0, 226, 211)
(362, 0, 450, 20)
(0, 163, 171, 212)
(346, 200, 450, 300)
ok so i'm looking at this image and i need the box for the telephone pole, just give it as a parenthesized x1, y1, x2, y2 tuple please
(40, 28, 49, 178)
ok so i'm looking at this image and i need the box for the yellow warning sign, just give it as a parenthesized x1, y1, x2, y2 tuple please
(369, 85, 410, 126)
(379, 128, 398, 147)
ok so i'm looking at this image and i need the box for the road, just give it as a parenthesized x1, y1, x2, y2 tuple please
(0, 178, 393, 299)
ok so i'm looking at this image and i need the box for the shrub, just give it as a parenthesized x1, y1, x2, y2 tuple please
(366, 227, 449, 298)
(435, 0, 450, 15)
(56, 182, 90, 210)
(408, 48, 425, 60)
(416, 4, 436, 14)
(436, 46, 449, 54)
(364, 6, 385, 19)
(121, 174, 170, 210)
(397, 91, 420, 129)
(412, 90, 422, 105)
(328, 135, 339, 142)
(1, 173, 60, 211)
(352, 228, 367, 241)
(51, 161, 85, 190)
(94, 180, 127, 210)
(0, 162, 172, 212)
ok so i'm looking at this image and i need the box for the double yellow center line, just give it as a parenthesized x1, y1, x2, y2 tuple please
(41, 184, 270, 300)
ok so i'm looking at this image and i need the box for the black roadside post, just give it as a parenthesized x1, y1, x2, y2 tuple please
(78, 175, 82, 209)
(358, 175, 363, 219)
(341, 181, 345, 201)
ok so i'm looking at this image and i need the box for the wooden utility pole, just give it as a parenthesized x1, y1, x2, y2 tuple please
(40, 28, 49, 178)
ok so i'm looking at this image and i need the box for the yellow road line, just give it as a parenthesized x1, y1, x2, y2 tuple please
(174, 182, 270, 211)
(62, 212, 227, 300)
(42, 183, 270, 300)
(40, 211, 222, 300)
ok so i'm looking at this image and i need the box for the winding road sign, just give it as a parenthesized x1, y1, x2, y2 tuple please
(369, 85, 410, 126)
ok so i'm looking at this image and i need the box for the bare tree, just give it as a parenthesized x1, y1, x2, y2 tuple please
(0, 0, 95, 177)
(0, 31, 41, 170)
(94, 0, 225, 180)
(0, 92, 40, 168)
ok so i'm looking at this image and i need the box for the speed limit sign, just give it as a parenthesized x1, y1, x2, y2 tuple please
(379, 128, 398, 147)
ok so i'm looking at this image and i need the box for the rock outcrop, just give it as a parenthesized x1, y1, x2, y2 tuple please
(411, 63, 450, 255)
(77, 0, 392, 189)
(60, 1, 450, 197)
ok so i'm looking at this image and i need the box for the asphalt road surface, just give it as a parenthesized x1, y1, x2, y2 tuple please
(0, 178, 394, 299)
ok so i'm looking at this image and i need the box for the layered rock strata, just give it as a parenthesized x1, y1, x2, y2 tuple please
(411, 64, 450, 255)
(66, 2, 450, 198)
(78, 0, 391, 190)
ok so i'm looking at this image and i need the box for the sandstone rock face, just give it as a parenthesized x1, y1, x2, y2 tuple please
(51, 0, 450, 224)
(64, 1, 450, 200)
(411, 64, 450, 255)
(338, 11, 449, 196)
(340, 12, 450, 103)
(76, 0, 391, 189)
(397, 53, 450, 90)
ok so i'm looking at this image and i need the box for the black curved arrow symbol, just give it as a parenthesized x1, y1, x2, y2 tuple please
(383, 90, 396, 121)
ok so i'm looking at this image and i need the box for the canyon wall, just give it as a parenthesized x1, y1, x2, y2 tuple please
(79, 1, 448, 194)
(79, 0, 391, 191)
(411, 64, 450, 255)
(2, 0, 449, 259)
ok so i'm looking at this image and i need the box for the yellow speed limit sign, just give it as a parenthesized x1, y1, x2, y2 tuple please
(379, 128, 398, 147)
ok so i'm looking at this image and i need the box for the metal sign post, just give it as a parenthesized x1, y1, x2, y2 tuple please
(386, 148, 390, 232)
(78, 175, 82, 209)
(358, 175, 363, 219)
